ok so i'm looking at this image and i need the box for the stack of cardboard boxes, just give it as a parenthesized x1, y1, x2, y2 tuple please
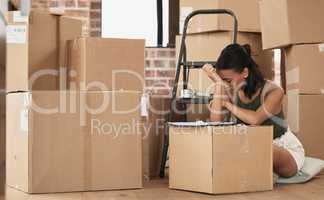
(2, 11, 183, 191)
(66, 37, 185, 181)
(260, 0, 324, 160)
(5, 10, 145, 194)
(176, 0, 275, 121)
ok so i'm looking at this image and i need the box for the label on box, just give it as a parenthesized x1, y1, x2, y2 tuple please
(287, 89, 299, 133)
(20, 109, 29, 132)
(179, 7, 193, 34)
(13, 11, 28, 23)
(6, 25, 27, 44)
(286, 67, 299, 85)
(140, 94, 150, 117)
(319, 44, 324, 52)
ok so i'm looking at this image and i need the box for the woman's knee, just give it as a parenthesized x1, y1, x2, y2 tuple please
(273, 144, 298, 178)
(276, 164, 298, 178)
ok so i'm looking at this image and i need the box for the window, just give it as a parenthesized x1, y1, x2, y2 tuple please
(102, 0, 169, 47)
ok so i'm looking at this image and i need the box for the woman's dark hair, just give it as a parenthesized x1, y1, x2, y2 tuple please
(215, 43, 265, 99)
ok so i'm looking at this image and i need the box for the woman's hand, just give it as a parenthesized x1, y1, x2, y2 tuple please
(222, 99, 232, 109)
(202, 64, 222, 83)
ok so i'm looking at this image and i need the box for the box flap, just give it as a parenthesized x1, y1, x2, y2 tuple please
(169, 125, 213, 193)
(168, 121, 235, 127)
(212, 126, 273, 193)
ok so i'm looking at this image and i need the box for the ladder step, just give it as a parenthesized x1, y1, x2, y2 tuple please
(181, 61, 217, 69)
(177, 97, 212, 104)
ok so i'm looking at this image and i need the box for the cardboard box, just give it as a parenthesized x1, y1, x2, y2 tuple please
(6, 11, 84, 92)
(169, 123, 273, 194)
(176, 32, 274, 94)
(6, 91, 143, 193)
(0, 89, 5, 117)
(0, 66, 4, 90)
(260, 0, 324, 49)
(286, 90, 324, 160)
(68, 37, 145, 91)
(285, 44, 324, 94)
(142, 95, 187, 180)
(0, 92, 4, 166)
(0, 9, 5, 168)
(142, 96, 169, 179)
(180, 0, 261, 34)
(0, 115, 4, 166)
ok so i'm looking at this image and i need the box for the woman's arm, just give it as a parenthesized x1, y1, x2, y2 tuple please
(210, 82, 224, 122)
(202, 64, 229, 122)
(223, 87, 284, 125)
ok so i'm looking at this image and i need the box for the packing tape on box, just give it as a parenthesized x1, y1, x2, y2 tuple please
(319, 44, 324, 52)
(20, 109, 28, 132)
(20, 93, 31, 132)
(23, 92, 31, 108)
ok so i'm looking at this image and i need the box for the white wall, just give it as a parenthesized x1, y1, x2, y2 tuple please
(102, 0, 169, 47)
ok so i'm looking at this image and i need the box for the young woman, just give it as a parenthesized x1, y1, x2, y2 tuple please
(203, 44, 305, 178)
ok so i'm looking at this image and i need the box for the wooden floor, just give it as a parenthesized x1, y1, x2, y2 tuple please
(1, 168, 323, 200)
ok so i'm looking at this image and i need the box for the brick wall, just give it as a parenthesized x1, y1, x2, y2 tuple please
(89, 0, 101, 36)
(145, 48, 176, 96)
(29, 0, 101, 36)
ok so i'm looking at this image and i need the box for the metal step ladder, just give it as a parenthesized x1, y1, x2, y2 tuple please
(159, 9, 238, 178)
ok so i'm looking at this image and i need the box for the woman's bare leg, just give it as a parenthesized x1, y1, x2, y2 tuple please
(273, 144, 298, 178)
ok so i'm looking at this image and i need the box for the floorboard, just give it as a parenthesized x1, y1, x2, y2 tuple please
(1, 170, 323, 200)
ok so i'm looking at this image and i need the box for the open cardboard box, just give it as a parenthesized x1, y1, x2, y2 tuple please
(169, 121, 273, 194)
